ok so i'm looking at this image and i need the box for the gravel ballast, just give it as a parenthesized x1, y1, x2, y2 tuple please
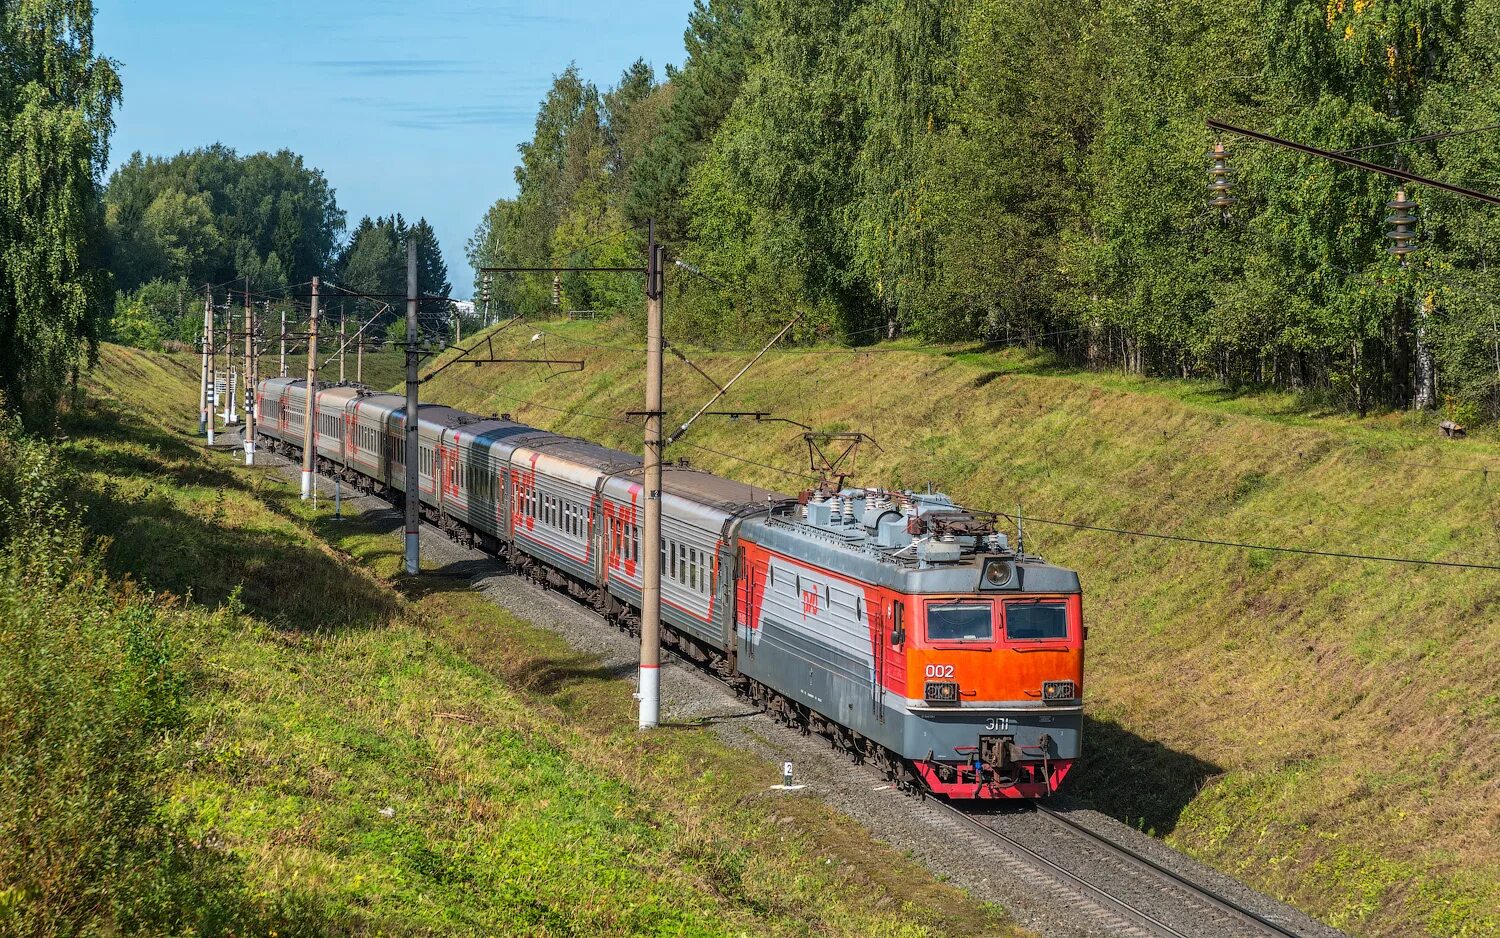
(240, 434, 1343, 938)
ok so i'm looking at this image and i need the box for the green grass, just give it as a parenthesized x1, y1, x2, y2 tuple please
(275, 347, 406, 392)
(0, 342, 1023, 936)
(412, 317, 1500, 938)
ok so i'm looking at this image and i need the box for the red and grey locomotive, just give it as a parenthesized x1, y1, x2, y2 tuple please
(256, 376, 1084, 798)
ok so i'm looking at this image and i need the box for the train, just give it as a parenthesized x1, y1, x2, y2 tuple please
(254, 376, 1085, 799)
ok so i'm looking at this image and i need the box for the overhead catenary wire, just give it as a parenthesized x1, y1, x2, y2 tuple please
(991, 511, 1500, 572)
(430, 352, 1500, 570)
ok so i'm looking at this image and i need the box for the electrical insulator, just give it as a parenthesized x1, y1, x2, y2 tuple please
(551, 274, 561, 307)
(1207, 141, 1235, 215)
(480, 274, 491, 303)
(1385, 189, 1419, 265)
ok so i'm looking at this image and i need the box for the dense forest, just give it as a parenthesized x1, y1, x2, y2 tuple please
(472, 0, 1500, 418)
(103, 148, 455, 349)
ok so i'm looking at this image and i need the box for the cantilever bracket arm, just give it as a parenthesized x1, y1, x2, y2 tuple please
(706, 410, 813, 432)
(665, 312, 804, 447)
(666, 342, 726, 393)
(417, 317, 561, 382)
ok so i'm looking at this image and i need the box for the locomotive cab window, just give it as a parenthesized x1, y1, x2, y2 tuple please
(926, 602, 994, 642)
(1004, 600, 1069, 641)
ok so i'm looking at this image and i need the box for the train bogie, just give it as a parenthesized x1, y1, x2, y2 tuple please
(254, 378, 1086, 800)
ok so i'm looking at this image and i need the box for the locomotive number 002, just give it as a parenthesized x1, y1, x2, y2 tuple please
(923, 664, 954, 679)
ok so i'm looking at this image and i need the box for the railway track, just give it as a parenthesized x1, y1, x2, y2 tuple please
(933, 800, 1306, 937)
(254, 438, 1327, 938)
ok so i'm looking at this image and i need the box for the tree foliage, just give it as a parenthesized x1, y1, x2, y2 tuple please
(104, 145, 345, 295)
(475, 0, 1500, 416)
(0, 0, 120, 426)
(334, 214, 452, 337)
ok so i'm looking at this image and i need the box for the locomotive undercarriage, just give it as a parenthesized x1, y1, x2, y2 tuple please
(264, 433, 1051, 799)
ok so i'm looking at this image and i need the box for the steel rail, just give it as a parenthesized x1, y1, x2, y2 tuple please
(1031, 803, 1302, 937)
(936, 802, 1191, 938)
(249, 426, 1304, 937)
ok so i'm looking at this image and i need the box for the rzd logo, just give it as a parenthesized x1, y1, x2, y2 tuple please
(801, 589, 819, 617)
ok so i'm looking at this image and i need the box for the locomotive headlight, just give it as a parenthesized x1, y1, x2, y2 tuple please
(981, 558, 1016, 589)
(1042, 680, 1076, 702)
(924, 681, 960, 704)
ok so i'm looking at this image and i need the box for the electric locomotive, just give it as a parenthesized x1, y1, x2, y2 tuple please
(253, 377, 1084, 798)
(736, 490, 1081, 798)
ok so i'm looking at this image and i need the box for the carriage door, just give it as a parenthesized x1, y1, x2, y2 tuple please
(736, 550, 758, 659)
(870, 600, 887, 722)
(440, 444, 460, 509)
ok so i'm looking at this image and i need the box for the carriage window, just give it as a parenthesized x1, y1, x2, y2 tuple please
(926, 602, 994, 642)
(1004, 601, 1069, 641)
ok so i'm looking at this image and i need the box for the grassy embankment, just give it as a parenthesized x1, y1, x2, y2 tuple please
(0, 342, 1019, 936)
(277, 347, 407, 392)
(415, 317, 1500, 938)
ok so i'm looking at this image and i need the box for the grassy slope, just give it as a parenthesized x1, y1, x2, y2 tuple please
(277, 348, 407, 392)
(414, 318, 1500, 938)
(66, 343, 1020, 937)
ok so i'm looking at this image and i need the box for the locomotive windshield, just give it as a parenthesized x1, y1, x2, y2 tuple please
(1004, 601, 1069, 641)
(926, 602, 994, 642)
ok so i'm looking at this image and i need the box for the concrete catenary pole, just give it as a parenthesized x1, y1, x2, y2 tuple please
(339, 302, 347, 383)
(638, 219, 664, 729)
(279, 306, 287, 377)
(244, 278, 257, 465)
(200, 286, 212, 439)
(357, 313, 364, 383)
(301, 277, 320, 499)
(222, 305, 236, 424)
(403, 238, 420, 576)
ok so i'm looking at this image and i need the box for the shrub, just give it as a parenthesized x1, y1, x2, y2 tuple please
(0, 413, 290, 936)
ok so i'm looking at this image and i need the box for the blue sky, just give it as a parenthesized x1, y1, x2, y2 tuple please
(96, 1, 695, 298)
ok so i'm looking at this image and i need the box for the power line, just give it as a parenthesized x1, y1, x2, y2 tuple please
(426, 370, 816, 481)
(992, 510, 1500, 572)
(416, 355, 1500, 569)
(438, 372, 641, 428)
(675, 440, 818, 482)
(1339, 122, 1500, 156)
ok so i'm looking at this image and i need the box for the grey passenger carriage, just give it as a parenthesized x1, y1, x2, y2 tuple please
(255, 377, 1085, 799)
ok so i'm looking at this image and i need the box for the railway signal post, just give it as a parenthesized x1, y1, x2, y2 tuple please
(403, 238, 420, 576)
(300, 277, 320, 499)
(639, 220, 664, 730)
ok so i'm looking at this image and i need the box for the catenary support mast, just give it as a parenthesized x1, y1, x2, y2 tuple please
(200, 286, 212, 440)
(403, 239, 420, 576)
(638, 219, 664, 729)
(300, 278, 320, 499)
(244, 278, 256, 465)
